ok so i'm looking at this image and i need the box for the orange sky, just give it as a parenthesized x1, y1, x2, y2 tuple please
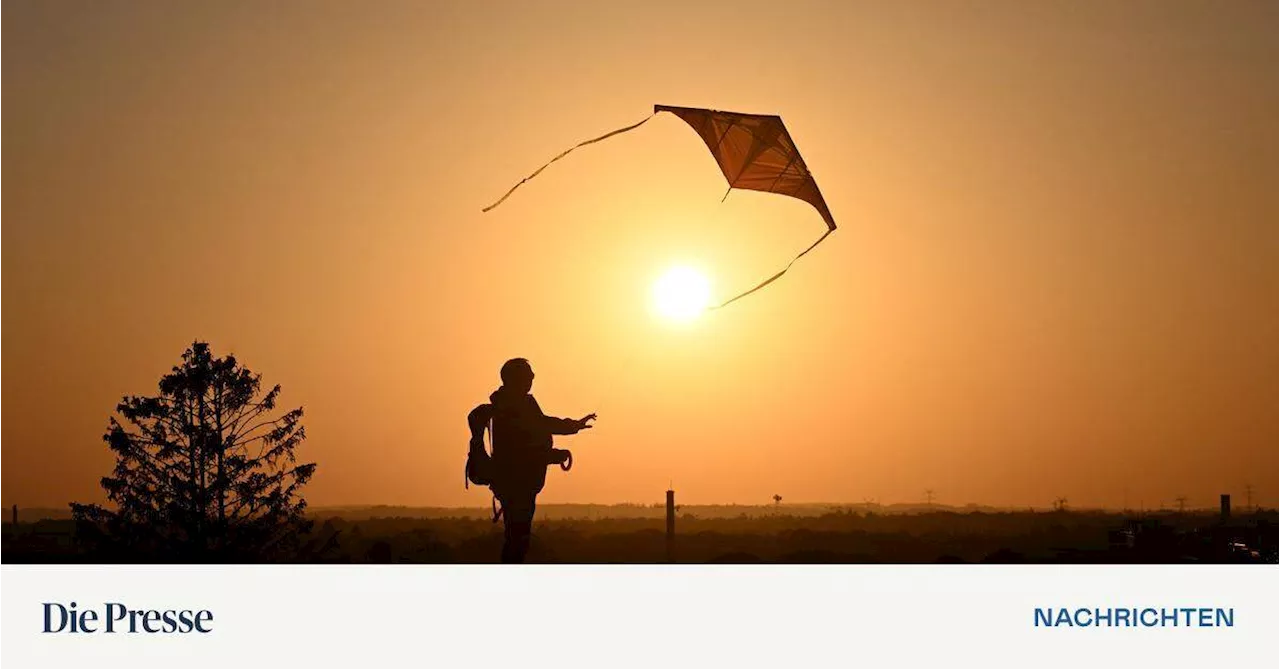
(3, 0, 1276, 509)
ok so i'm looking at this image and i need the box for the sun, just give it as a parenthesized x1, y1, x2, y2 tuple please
(651, 266, 711, 323)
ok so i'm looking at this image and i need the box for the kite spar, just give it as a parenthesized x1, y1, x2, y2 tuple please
(482, 104, 837, 309)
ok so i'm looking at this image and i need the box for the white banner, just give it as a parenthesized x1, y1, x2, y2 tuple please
(2, 565, 1276, 669)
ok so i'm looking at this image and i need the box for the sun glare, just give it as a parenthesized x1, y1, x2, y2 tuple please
(651, 266, 711, 323)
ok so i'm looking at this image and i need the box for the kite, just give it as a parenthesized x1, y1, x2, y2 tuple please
(482, 104, 837, 308)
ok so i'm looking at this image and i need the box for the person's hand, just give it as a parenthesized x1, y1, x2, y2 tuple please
(576, 413, 597, 430)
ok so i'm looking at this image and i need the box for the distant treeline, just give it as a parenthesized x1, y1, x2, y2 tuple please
(5, 508, 1276, 565)
(8, 502, 1267, 523)
(5, 507, 76, 522)
(307, 503, 1016, 521)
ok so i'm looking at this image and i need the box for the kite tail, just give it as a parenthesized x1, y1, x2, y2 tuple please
(710, 227, 835, 310)
(481, 113, 656, 213)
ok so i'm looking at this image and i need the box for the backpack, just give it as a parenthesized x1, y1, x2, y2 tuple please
(464, 404, 495, 489)
(464, 402, 575, 491)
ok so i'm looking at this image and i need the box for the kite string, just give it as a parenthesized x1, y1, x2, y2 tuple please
(481, 112, 657, 213)
(709, 227, 835, 310)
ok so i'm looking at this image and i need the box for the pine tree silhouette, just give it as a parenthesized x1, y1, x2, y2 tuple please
(72, 341, 316, 561)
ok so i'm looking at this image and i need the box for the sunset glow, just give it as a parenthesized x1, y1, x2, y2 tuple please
(2, 1, 1275, 511)
(651, 266, 711, 323)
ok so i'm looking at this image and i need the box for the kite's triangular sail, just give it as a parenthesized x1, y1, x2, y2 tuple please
(482, 104, 837, 309)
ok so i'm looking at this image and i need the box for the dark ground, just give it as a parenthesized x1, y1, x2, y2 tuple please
(3, 505, 1275, 564)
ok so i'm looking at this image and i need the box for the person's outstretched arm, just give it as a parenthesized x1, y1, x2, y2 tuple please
(530, 397, 596, 435)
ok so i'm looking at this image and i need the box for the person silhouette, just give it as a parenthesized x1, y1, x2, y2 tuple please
(488, 358, 595, 563)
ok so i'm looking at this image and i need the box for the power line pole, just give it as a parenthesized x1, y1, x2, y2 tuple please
(924, 489, 935, 508)
(665, 488, 676, 563)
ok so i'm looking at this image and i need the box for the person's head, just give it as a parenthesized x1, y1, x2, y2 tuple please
(500, 358, 534, 393)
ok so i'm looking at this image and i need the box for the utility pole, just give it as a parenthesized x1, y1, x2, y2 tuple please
(665, 488, 676, 563)
(924, 489, 935, 508)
